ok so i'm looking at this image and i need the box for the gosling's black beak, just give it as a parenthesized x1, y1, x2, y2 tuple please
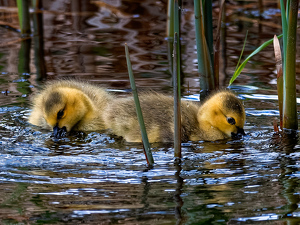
(237, 127, 246, 136)
(231, 127, 246, 139)
(52, 125, 67, 138)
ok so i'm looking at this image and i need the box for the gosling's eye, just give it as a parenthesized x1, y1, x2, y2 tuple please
(227, 117, 236, 125)
(57, 109, 64, 120)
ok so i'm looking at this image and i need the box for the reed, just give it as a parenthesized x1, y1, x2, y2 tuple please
(173, 0, 182, 84)
(213, 0, 225, 90)
(173, 33, 181, 158)
(202, 0, 214, 66)
(17, 0, 31, 35)
(229, 34, 283, 85)
(230, 0, 298, 130)
(124, 43, 154, 166)
(194, 0, 214, 100)
(167, 0, 174, 74)
(32, 0, 47, 80)
(282, 0, 298, 130)
(17, 38, 32, 102)
(273, 35, 283, 128)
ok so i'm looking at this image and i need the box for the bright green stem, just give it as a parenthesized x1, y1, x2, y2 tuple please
(174, 0, 181, 36)
(167, 0, 174, 38)
(286, 0, 291, 20)
(280, 0, 287, 69)
(17, 0, 31, 35)
(173, 33, 181, 158)
(229, 34, 283, 86)
(194, 0, 214, 100)
(124, 44, 154, 165)
(283, 0, 298, 130)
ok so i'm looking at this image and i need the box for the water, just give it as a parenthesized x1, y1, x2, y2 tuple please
(0, 0, 300, 224)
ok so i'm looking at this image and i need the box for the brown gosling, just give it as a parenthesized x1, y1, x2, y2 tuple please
(28, 80, 113, 137)
(102, 91, 246, 142)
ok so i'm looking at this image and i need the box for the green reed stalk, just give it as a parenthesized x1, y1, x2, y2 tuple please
(167, 0, 174, 74)
(282, 0, 298, 130)
(125, 44, 154, 165)
(17, 0, 31, 35)
(174, 0, 180, 38)
(173, 33, 181, 158)
(234, 31, 248, 74)
(194, 0, 214, 100)
(167, 0, 174, 37)
(280, 0, 287, 77)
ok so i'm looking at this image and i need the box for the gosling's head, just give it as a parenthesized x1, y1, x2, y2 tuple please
(199, 91, 246, 140)
(42, 87, 91, 138)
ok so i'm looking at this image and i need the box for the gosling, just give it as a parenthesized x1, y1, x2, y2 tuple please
(102, 91, 246, 142)
(28, 80, 113, 137)
(28, 80, 245, 142)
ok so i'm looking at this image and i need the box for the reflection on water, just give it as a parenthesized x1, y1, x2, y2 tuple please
(0, 0, 300, 224)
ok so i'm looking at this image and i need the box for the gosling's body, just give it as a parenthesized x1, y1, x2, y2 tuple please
(102, 93, 201, 142)
(28, 79, 245, 142)
(103, 91, 246, 142)
(28, 80, 113, 133)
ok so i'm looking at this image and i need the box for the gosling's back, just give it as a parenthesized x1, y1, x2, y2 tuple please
(103, 92, 201, 142)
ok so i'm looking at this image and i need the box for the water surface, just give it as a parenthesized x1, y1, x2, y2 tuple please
(0, 1, 300, 224)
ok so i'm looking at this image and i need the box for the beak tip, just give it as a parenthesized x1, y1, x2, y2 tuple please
(52, 126, 67, 138)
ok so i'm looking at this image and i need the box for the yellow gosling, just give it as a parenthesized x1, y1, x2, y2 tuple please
(102, 90, 246, 142)
(193, 91, 246, 141)
(28, 80, 113, 137)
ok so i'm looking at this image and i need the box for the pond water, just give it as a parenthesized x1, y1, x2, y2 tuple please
(0, 0, 300, 224)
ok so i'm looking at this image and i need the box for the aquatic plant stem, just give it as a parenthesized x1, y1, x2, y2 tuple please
(213, 0, 225, 90)
(167, 0, 174, 74)
(17, 0, 31, 36)
(174, 0, 181, 39)
(174, 0, 182, 85)
(173, 33, 181, 158)
(32, 0, 47, 80)
(194, 0, 214, 100)
(273, 35, 283, 128)
(229, 34, 283, 85)
(124, 43, 154, 165)
(280, 0, 287, 80)
(203, 0, 214, 66)
(282, 0, 298, 130)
